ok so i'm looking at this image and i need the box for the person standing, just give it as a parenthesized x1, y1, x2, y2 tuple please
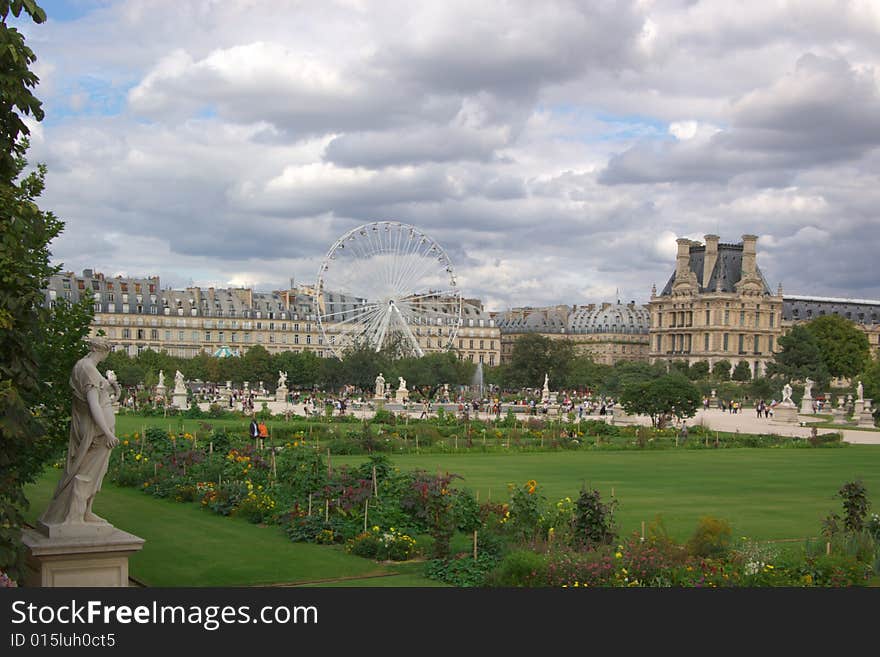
(249, 415, 259, 443)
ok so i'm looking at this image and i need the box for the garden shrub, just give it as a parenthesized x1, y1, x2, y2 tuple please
(687, 516, 732, 558)
(425, 553, 499, 587)
(544, 548, 617, 587)
(346, 528, 416, 561)
(486, 549, 547, 587)
(507, 480, 545, 543)
(571, 487, 617, 550)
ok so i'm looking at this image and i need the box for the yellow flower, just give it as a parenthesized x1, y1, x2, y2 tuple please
(615, 552, 622, 559)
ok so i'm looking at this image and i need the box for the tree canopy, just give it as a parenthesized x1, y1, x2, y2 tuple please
(619, 373, 701, 427)
(766, 324, 830, 387)
(805, 314, 871, 379)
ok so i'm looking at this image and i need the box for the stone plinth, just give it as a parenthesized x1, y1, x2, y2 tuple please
(831, 407, 846, 424)
(395, 390, 408, 403)
(800, 396, 814, 414)
(171, 392, 188, 409)
(155, 384, 166, 400)
(772, 401, 799, 424)
(611, 402, 634, 425)
(854, 400, 864, 416)
(858, 400, 875, 429)
(275, 386, 288, 402)
(22, 527, 144, 587)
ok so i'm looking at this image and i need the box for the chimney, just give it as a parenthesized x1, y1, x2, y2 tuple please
(741, 234, 758, 278)
(702, 234, 719, 291)
(675, 238, 692, 280)
(83, 268, 93, 278)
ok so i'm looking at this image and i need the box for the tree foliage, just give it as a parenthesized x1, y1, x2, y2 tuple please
(1, 1, 93, 581)
(766, 324, 829, 387)
(805, 315, 871, 379)
(731, 360, 753, 381)
(506, 334, 576, 390)
(620, 373, 701, 427)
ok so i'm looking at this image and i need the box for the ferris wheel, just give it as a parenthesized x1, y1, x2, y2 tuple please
(315, 221, 463, 358)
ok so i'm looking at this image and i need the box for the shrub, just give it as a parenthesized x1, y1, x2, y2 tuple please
(487, 550, 547, 587)
(425, 553, 499, 587)
(571, 488, 617, 550)
(545, 548, 617, 587)
(507, 480, 545, 543)
(687, 516, 732, 558)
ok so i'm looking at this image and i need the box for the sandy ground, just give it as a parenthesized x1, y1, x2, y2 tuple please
(198, 400, 880, 445)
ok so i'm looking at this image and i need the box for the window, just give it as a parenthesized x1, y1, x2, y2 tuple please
(205, 331, 211, 341)
(178, 331, 184, 341)
(164, 330, 171, 341)
(723, 334, 729, 351)
(306, 335, 311, 345)
(754, 335, 760, 353)
(705, 310, 710, 325)
(91, 281, 100, 291)
(294, 335, 299, 345)
(245, 333, 251, 343)
(192, 331, 199, 341)
(768, 336, 774, 352)
(122, 328, 130, 339)
(739, 311, 745, 326)
(479, 340, 484, 349)
(218, 331, 224, 342)
(769, 313, 775, 327)
(137, 329, 145, 340)
(724, 310, 729, 325)
(704, 333, 709, 351)
(738, 334, 745, 353)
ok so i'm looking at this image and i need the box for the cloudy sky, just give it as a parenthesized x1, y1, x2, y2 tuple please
(18, 0, 880, 309)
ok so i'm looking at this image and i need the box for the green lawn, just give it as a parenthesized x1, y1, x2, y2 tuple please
(338, 447, 880, 541)
(23, 470, 436, 587)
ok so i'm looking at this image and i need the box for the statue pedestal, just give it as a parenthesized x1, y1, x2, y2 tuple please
(22, 527, 144, 587)
(171, 391, 188, 409)
(611, 403, 634, 425)
(854, 400, 864, 416)
(373, 397, 385, 409)
(275, 386, 288, 402)
(857, 400, 875, 429)
(155, 384, 166, 400)
(831, 408, 846, 424)
(800, 396, 814, 414)
(772, 401, 799, 424)
(395, 390, 408, 404)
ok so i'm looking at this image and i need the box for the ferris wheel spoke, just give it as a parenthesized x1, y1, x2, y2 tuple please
(327, 305, 383, 330)
(392, 241, 430, 297)
(319, 303, 380, 320)
(391, 305, 424, 357)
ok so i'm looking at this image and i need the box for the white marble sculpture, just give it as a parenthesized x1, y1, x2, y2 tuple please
(374, 372, 385, 398)
(38, 337, 119, 536)
(157, 370, 165, 389)
(857, 380, 864, 401)
(173, 369, 186, 394)
(542, 373, 550, 401)
(398, 376, 407, 391)
(278, 370, 288, 388)
(395, 376, 408, 403)
(782, 382, 793, 404)
(105, 369, 121, 403)
(804, 378, 813, 399)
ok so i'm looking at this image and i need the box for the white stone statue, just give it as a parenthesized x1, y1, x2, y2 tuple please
(157, 370, 165, 388)
(174, 369, 186, 393)
(803, 378, 814, 399)
(398, 376, 407, 391)
(782, 382, 793, 404)
(278, 370, 288, 388)
(543, 373, 549, 392)
(857, 380, 864, 401)
(375, 372, 385, 397)
(38, 337, 119, 534)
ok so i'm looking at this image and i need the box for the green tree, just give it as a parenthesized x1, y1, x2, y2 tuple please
(600, 360, 667, 398)
(1, 0, 90, 581)
(766, 325, 829, 387)
(507, 334, 575, 390)
(620, 373, 701, 427)
(806, 315, 871, 380)
(712, 359, 731, 380)
(688, 360, 710, 380)
(731, 360, 752, 381)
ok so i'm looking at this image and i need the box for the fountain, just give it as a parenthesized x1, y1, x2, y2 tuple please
(471, 362, 484, 399)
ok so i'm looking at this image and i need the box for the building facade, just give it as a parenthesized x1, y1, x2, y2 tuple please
(782, 295, 880, 359)
(46, 270, 501, 365)
(493, 301, 651, 365)
(648, 235, 784, 377)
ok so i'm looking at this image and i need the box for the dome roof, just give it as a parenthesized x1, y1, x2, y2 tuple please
(568, 303, 649, 334)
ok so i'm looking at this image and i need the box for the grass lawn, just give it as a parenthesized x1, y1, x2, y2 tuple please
(23, 470, 438, 587)
(337, 446, 880, 541)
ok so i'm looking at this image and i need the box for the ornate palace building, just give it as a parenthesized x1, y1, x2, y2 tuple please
(648, 235, 784, 377)
(492, 301, 651, 365)
(45, 270, 501, 365)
